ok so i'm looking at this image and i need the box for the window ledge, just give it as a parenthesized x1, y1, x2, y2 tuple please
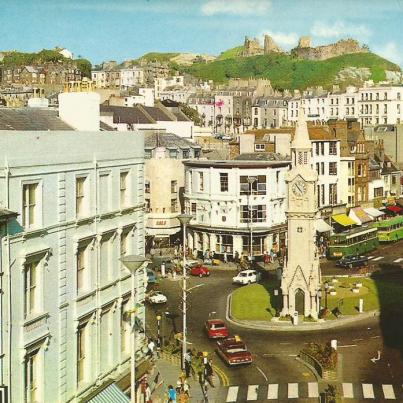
(24, 312, 49, 328)
(100, 280, 119, 291)
(21, 227, 48, 239)
(76, 290, 96, 303)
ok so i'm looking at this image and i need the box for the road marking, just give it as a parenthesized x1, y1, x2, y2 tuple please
(226, 386, 239, 402)
(342, 383, 354, 398)
(362, 383, 375, 399)
(279, 342, 291, 345)
(371, 335, 381, 339)
(368, 256, 375, 260)
(308, 382, 319, 398)
(247, 385, 259, 401)
(353, 338, 364, 341)
(393, 258, 403, 263)
(256, 366, 268, 382)
(382, 384, 396, 399)
(267, 384, 278, 399)
(372, 256, 384, 261)
(338, 344, 357, 348)
(288, 383, 298, 399)
(213, 365, 229, 386)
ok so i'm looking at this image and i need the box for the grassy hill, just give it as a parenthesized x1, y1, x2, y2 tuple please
(183, 52, 401, 90)
(137, 52, 180, 63)
(216, 46, 244, 61)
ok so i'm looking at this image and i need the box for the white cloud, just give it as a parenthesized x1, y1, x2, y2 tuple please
(311, 21, 371, 40)
(373, 42, 402, 66)
(201, 0, 270, 16)
(260, 30, 298, 49)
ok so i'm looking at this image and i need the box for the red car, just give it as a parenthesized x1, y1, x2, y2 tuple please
(216, 336, 253, 366)
(190, 265, 210, 277)
(205, 319, 229, 339)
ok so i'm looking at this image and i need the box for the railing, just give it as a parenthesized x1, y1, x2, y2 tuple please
(299, 351, 337, 381)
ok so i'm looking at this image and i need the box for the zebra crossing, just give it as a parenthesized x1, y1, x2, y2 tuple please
(223, 382, 403, 401)
(367, 255, 403, 263)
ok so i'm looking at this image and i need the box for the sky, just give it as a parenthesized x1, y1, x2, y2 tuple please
(1, 0, 403, 66)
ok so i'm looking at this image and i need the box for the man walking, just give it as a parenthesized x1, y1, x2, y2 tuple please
(205, 358, 215, 387)
(184, 349, 192, 378)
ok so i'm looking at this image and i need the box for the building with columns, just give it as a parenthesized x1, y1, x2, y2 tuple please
(183, 157, 290, 260)
(0, 117, 146, 402)
(281, 109, 321, 319)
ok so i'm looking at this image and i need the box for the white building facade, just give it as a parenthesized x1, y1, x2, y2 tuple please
(183, 159, 290, 259)
(0, 131, 146, 403)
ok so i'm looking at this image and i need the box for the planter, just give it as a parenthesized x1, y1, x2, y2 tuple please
(355, 282, 362, 288)
(330, 291, 337, 296)
(352, 288, 360, 294)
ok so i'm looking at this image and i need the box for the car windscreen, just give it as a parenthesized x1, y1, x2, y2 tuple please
(212, 324, 225, 329)
(227, 347, 247, 353)
(239, 273, 247, 277)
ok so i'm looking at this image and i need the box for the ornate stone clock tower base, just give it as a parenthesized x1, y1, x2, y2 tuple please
(280, 109, 321, 319)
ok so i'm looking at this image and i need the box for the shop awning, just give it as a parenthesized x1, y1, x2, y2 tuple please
(332, 214, 357, 227)
(364, 207, 385, 218)
(349, 207, 372, 224)
(85, 382, 129, 403)
(316, 218, 333, 233)
(386, 205, 402, 213)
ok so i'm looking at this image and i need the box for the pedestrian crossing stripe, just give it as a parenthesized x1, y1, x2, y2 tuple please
(371, 256, 384, 261)
(368, 256, 375, 260)
(224, 382, 401, 401)
(393, 257, 403, 263)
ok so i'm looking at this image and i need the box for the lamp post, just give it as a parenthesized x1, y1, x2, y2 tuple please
(156, 314, 162, 349)
(120, 255, 147, 403)
(247, 176, 257, 262)
(177, 213, 193, 371)
(324, 281, 329, 310)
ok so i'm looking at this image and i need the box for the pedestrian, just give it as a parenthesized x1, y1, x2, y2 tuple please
(184, 349, 192, 378)
(205, 358, 215, 387)
(147, 339, 155, 359)
(234, 250, 239, 264)
(176, 377, 183, 394)
(168, 385, 177, 402)
(183, 380, 190, 397)
(223, 251, 228, 264)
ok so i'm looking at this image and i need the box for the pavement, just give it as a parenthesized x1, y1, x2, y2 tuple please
(151, 356, 222, 403)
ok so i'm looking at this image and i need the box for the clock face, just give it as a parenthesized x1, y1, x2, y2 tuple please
(292, 180, 307, 197)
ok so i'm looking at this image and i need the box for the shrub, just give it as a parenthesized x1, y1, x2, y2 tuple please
(302, 342, 338, 370)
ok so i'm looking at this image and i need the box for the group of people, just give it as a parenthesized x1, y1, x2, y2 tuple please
(166, 349, 215, 402)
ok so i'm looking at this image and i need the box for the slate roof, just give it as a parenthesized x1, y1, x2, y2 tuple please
(172, 111, 191, 122)
(144, 131, 200, 149)
(100, 105, 154, 124)
(100, 121, 116, 131)
(142, 106, 171, 121)
(0, 108, 74, 130)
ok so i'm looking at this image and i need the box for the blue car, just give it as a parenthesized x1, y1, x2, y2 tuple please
(147, 269, 157, 284)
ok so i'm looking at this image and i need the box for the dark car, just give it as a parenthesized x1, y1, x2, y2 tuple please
(336, 255, 369, 268)
(205, 319, 229, 339)
(216, 336, 253, 366)
(190, 265, 210, 277)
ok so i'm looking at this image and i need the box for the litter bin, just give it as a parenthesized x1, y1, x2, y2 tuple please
(293, 311, 299, 325)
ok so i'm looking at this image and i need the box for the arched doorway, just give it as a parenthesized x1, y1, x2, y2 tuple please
(295, 288, 305, 315)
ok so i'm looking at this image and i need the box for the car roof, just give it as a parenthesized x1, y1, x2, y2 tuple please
(239, 270, 255, 274)
(220, 340, 246, 349)
(206, 319, 225, 325)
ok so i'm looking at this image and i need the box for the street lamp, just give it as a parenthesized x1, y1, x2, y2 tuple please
(120, 255, 147, 403)
(177, 213, 193, 371)
(324, 281, 329, 310)
(247, 176, 257, 262)
(156, 314, 162, 349)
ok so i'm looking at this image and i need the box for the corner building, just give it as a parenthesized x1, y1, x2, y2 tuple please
(183, 158, 290, 259)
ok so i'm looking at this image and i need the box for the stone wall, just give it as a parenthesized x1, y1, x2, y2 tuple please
(264, 35, 283, 54)
(292, 39, 367, 61)
(241, 36, 263, 57)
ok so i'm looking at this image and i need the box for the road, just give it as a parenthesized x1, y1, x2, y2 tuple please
(146, 239, 403, 393)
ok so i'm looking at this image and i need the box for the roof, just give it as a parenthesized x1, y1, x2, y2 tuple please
(364, 207, 385, 218)
(0, 208, 18, 220)
(332, 214, 357, 227)
(143, 105, 172, 121)
(144, 132, 200, 149)
(184, 159, 290, 169)
(235, 152, 290, 162)
(100, 105, 154, 124)
(350, 207, 372, 224)
(172, 111, 191, 122)
(0, 108, 74, 131)
(99, 121, 116, 131)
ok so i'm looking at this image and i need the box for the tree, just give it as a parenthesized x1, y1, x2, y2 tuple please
(75, 58, 92, 78)
(179, 103, 203, 126)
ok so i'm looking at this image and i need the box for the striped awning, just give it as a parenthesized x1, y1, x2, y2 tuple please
(332, 214, 357, 227)
(316, 218, 333, 233)
(364, 207, 385, 218)
(86, 383, 129, 403)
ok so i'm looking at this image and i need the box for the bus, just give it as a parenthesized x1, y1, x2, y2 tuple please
(328, 226, 379, 259)
(373, 215, 403, 242)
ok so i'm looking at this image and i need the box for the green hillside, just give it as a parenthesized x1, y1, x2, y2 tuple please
(137, 52, 180, 62)
(184, 52, 400, 90)
(216, 46, 244, 60)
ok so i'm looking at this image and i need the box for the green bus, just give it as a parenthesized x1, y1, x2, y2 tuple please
(373, 215, 403, 242)
(328, 226, 379, 259)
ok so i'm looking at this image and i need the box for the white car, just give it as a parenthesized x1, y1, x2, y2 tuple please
(232, 270, 261, 285)
(146, 291, 167, 304)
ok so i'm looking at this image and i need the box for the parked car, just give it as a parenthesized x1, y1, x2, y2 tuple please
(336, 255, 369, 268)
(232, 269, 261, 285)
(147, 269, 158, 284)
(146, 291, 167, 304)
(190, 265, 210, 277)
(216, 336, 253, 366)
(205, 319, 229, 339)
(184, 259, 200, 268)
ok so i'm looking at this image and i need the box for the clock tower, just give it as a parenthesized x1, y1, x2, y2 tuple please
(280, 108, 321, 319)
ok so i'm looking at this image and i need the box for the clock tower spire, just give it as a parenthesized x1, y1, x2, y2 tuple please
(280, 108, 321, 319)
